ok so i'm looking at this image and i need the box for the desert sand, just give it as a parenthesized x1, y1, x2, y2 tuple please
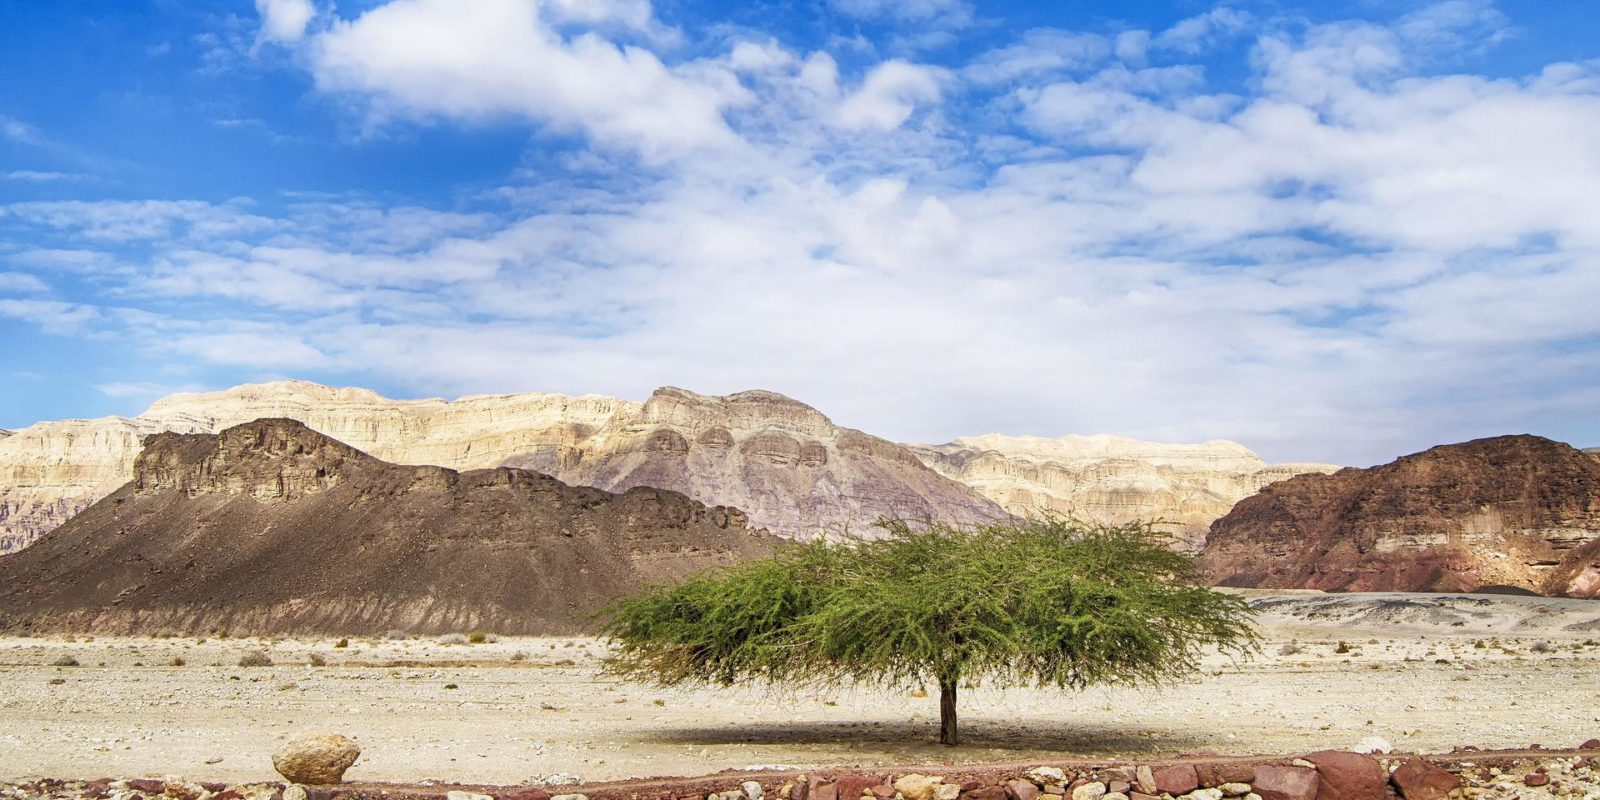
(1, 593, 1597, 785)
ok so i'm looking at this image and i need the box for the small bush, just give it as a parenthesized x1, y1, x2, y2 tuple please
(308, 653, 328, 667)
(1334, 641, 1352, 654)
(438, 633, 468, 646)
(1529, 641, 1553, 653)
(170, 657, 186, 667)
(509, 650, 529, 662)
(385, 630, 410, 641)
(51, 655, 80, 667)
(467, 630, 490, 644)
(238, 651, 274, 667)
(334, 638, 349, 648)
(1277, 642, 1303, 656)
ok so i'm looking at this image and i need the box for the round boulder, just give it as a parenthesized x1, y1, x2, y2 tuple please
(271, 733, 361, 785)
(1303, 751, 1385, 800)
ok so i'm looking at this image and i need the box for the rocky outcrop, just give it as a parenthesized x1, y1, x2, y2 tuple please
(0, 419, 772, 635)
(504, 387, 1006, 538)
(1198, 435, 1600, 597)
(0, 381, 1000, 551)
(908, 434, 1337, 549)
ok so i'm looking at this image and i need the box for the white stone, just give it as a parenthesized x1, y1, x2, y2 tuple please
(1219, 784, 1251, 797)
(447, 792, 493, 800)
(1029, 768, 1068, 788)
(743, 782, 766, 800)
(1072, 782, 1108, 800)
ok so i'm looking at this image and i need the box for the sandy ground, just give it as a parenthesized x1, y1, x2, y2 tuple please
(1, 593, 1598, 786)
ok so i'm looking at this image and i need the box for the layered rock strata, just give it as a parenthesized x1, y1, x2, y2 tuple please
(1198, 435, 1600, 597)
(0, 381, 1002, 551)
(908, 434, 1338, 549)
(0, 419, 772, 635)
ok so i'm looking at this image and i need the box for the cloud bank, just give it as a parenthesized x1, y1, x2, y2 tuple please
(1, 1, 1596, 465)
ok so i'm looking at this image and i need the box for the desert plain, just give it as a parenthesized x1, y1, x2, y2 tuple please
(2, 592, 1598, 785)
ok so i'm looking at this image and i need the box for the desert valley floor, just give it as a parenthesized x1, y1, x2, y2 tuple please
(2, 592, 1598, 785)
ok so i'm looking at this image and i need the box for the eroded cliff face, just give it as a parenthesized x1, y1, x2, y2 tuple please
(908, 434, 1338, 548)
(1197, 435, 1600, 597)
(505, 387, 1006, 538)
(0, 381, 1002, 549)
(0, 419, 771, 635)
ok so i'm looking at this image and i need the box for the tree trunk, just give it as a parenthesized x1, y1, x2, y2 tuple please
(938, 675, 959, 746)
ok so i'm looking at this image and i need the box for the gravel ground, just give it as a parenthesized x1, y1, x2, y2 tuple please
(1, 594, 1597, 785)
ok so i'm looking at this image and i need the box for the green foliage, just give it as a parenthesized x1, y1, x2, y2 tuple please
(600, 517, 1259, 700)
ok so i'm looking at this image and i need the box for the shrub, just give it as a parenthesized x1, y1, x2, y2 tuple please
(1277, 642, 1303, 656)
(1335, 641, 1352, 654)
(468, 631, 489, 644)
(170, 657, 186, 667)
(237, 651, 274, 667)
(51, 655, 80, 667)
(1529, 641, 1553, 653)
(510, 650, 529, 662)
(438, 633, 469, 645)
(308, 653, 328, 667)
(334, 638, 349, 649)
(385, 630, 410, 641)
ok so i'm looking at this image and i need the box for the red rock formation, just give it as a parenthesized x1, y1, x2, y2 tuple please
(1198, 435, 1600, 597)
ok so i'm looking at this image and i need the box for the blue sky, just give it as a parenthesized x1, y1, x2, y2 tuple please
(1, 0, 1597, 465)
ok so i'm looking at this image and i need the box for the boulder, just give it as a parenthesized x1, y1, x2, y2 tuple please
(1388, 759, 1459, 800)
(1219, 786, 1251, 798)
(937, 785, 963, 800)
(1135, 768, 1156, 796)
(896, 775, 942, 800)
(1252, 767, 1318, 800)
(1155, 767, 1200, 796)
(1304, 751, 1386, 800)
(1197, 765, 1257, 788)
(1581, 739, 1600, 751)
(1523, 775, 1549, 788)
(963, 788, 1007, 800)
(1008, 781, 1041, 800)
(271, 734, 361, 785)
(1029, 770, 1068, 790)
(1070, 783, 1106, 800)
(745, 782, 767, 800)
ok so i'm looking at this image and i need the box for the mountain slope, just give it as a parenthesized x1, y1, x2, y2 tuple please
(908, 434, 1338, 548)
(0, 419, 772, 635)
(0, 381, 999, 550)
(1197, 435, 1600, 597)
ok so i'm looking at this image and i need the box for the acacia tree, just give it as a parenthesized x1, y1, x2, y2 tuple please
(599, 518, 1258, 745)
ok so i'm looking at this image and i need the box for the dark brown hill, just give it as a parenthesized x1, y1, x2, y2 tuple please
(0, 419, 773, 635)
(1197, 435, 1600, 597)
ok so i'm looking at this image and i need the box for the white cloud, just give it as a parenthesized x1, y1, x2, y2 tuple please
(0, 272, 49, 293)
(304, 0, 745, 158)
(1151, 7, 1252, 54)
(8, 1, 1599, 465)
(826, 0, 971, 27)
(3, 170, 83, 182)
(255, 0, 316, 43)
(835, 61, 945, 130)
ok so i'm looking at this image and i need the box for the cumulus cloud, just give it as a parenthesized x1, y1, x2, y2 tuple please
(255, 0, 316, 43)
(302, 0, 745, 157)
(6, 1, 1599, 464)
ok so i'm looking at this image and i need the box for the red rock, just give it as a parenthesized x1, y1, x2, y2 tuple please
(836, 776, 885, 800)
(961, 783, 986, 793)
(504, 790, 552, 800)
(1007, 781, 1041, 800)
(1197, 765, 1258, 788)
(811, 784, 839, 800)
(130, 781, 165, 794)
(1523, 775, 1549, 788)
(1580, 739, 1600, 751)
(870, 786, 897, 800)
(211, 792, 243, 800)
(792, 785, 810, 800)
(1305, 751, 1386, 800)
(1389, 758, 1460, 800)
(1130, 793, 1160, 800)
(1254, 766, 1320, 800)
(1108, 782, 1131, 795)
(1043, 788, 1064, 796)
(1154, 766, 1200, 796)
(963, 788, 1007, 800)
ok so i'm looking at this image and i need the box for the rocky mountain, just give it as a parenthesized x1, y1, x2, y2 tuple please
(0, 419, 773, 635)
(0, 381, 1003, 551)
(908, 434, 1338, 548)
(1197, 435, 1600, 597)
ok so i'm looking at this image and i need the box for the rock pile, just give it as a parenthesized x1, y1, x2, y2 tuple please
(3, 749, 1599, 800)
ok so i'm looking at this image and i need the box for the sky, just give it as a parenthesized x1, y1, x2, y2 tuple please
(1, 0, 1597, 466)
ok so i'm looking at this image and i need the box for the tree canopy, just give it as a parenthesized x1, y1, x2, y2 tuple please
(599, 517, 1259, 744)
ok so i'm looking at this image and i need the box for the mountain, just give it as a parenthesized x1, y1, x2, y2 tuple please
(1197, 435, 1600, 597)
(0, 381, 1002, 551)
(0, 419, 773, 635)
(907, 434, 1338, 549)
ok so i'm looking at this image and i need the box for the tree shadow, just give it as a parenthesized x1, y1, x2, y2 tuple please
(644, 717, 1210, 755)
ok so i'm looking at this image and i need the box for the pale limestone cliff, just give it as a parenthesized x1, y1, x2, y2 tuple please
(907, 433, 1339, 549)
(503, 387, 1005, 538)
(0, 381, 1002, 550)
